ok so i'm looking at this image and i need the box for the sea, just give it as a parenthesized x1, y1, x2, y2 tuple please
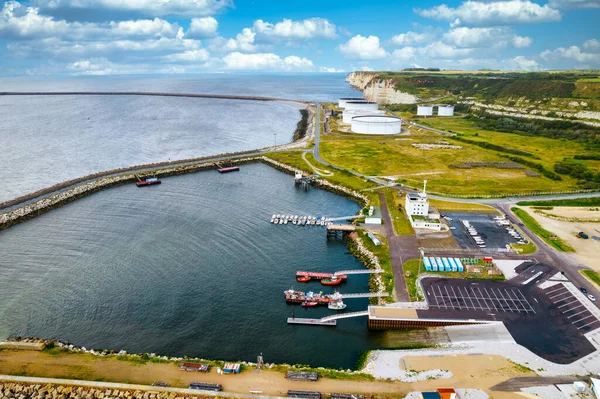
(0, 74, 439, 368)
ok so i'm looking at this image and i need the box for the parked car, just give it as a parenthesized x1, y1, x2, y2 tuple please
(152, 382, 169, 387)
(588, 294, 596, 302)
(580, 286, 588, 294)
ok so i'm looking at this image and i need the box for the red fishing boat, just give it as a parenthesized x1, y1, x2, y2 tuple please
(302, 301, 319, 307)
(297, 276, 311, 282)
(321, 276, 342, 286)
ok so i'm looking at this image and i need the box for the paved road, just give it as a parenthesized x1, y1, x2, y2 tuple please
(490, 376, 582, 392)
(378, 192, 418, 301)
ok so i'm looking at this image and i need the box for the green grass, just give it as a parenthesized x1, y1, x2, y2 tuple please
(403, 259, 423, 301)
(511, 242, 537, 255)
(356, 231, 395, 302)
(511, 207, 575, 252)
(581, 270, 600, 288)
(384, 189, 414, 235)
(428, 198, 498, 213)
(269, 363, 375, 381)
(265, 151, 381, 205)
(517, 197, 600, 207)
(319, 115, 588, 196)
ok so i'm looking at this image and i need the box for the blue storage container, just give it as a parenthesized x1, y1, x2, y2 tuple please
(423, 257, 431, 271)
(456, 258, 464, 272)
(442, 257, 451, 272)
(449, 258, 458, 272)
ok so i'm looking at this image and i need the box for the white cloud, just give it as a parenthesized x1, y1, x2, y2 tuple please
(222, 52, 314, 71)
(319, 66, 344, 73)
(390, 47, 417, 63)
(187, 17, 218, 38)
(391, 31, 436, 46)
(443, 27, 531, 48)
(162, 49, 210, 62)
(422, 41, 474, 58)
(66, 57, 186, 75)
(583, 39, 600, 52)
(548, 0, 600, 9)
(208, 28, 257, 53)
(32, 0, 233, 17)
(108, 18, 180, 38)
(415, 0, 562, 27)
(338, 35, 388, 60)
(509, 55, 539, 70)
(253, 18, 337, 40)
(541, 44, 600, 66)
(0, 1, 68, 38)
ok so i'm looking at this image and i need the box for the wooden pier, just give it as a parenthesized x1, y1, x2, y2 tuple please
(296, 271, 348, 281)
(287, 317, 337, 326)
(326, 224, 356, 240)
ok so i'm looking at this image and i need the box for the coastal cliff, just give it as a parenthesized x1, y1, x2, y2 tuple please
(346, 72, 419, 104)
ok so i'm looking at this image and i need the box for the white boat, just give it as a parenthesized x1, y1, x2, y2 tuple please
(284, 219, 288, 224)
(271, 218, 274, 223)
(272, 214, 276, 219)
(328, 300, 347, 310)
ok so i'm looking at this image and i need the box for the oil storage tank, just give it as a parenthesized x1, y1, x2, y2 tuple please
(417, 105, 434, 116)
(344, 101, 379, 111)
(437, 105, 455, 116)
(342, 109, 385, 124)
(338, 97, 367, 109)
(351, 116, 402, 135)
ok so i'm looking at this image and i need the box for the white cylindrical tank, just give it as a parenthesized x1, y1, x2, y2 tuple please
(351, 116, 402, 135)
(338, 97, 366, 109)
(344, 101, 379, 111)
(437, 105, 455, 116)
(417, 105, 434, 116)
(342, 109, 385, 124)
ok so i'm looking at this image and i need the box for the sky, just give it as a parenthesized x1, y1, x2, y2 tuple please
(0, 0, 599, 75)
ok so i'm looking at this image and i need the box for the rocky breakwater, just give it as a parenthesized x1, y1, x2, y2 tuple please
(0, 381, 224, 399)
(347, 234, 387, 304)
(346, 72, 418, 104)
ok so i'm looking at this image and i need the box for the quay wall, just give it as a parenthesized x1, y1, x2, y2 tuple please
(367, 318, 487, 330)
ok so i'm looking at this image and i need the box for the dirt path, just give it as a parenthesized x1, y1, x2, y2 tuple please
(0, 350, 533, 398)
(301, 151, 334, 176)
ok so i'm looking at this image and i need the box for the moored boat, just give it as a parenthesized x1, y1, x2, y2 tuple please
(302, 301, 319, 307)
(321, 276, 343, 286)
(136, 177, 161, 187)
(328, 300, 347, 310)
(297, 276, 311, 282)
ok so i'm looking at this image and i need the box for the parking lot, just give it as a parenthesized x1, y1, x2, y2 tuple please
(445, 212, 520, 251)
(543, 284, 600, 333)
(428, 283, 535, 314)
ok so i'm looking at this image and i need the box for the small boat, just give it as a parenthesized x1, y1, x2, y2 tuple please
(292, 220, 297, 225)
(284, 219, 288, 224)
(271, 218, 274, 223)
(297, 276, 311, 283)
(328, 300, 347, 310)
(302, 301, 319, 307)
(136, 177, 161, 187)
(321, 276, 343, 286)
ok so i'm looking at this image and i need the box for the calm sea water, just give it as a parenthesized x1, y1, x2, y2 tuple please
(0, 74, 361, 203)
(0, 164, 439, 368)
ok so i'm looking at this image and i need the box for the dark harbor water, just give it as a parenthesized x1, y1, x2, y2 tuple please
(0, 164, 441, 368)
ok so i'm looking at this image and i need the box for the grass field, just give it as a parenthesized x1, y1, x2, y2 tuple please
(511, 242, 537, 255)
(384, 189, 414, 235)
(402, 259, 423, 301)
(356, 230, 395, 302)
(266, 151, 381, 205)
(517, 197, 600, 207)
(319, 115, 589, 196)
(511, 207, 575, 252)
(581, 270, 600, 288)
(428, 198, 498, 213)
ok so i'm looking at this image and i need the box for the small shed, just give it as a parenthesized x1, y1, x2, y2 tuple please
(421, 392, 441, 399)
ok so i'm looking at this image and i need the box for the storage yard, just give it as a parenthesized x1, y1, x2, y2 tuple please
(445, 212, 525, 251)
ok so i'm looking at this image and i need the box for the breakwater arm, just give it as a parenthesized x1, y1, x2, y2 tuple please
(0, 91, 306, 104)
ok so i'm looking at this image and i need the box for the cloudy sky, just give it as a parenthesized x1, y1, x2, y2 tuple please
(0, 0, 599, 75)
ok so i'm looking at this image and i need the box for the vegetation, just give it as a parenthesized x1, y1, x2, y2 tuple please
(582, 270, 600, 288)
(428, 199, 497, 213)
(517, 197, 600, 207)
(502, 155, 562, 181)
(554, 159, 600, 189)
(403, 259, 424, 301)
(292, 109, 309, 141)
(511, 207, 575, 252)
(269, 363, 375, 381)
(355, 230, 395, 302)
(510, 242, 537, 255)
(384, 190, 415, 235)
(466, 111, 600, 147)
(451, 135, 536, 158)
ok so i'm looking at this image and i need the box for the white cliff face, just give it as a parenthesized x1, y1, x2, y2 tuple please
(346, 72, 418, 104)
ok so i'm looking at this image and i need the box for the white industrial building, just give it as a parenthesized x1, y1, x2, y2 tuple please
(342, 109, 385, 124)
(351, 116, 402, 135)
(338, 97, 367, 109)
(437, 105, 455, 116)
(417, 105, 434, 116)
(405, 180, 442, 231)
(344, 101, 379, 111)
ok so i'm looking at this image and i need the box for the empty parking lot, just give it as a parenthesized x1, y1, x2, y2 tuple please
(428, 283, 535, 313)
(543, 284, 600, 333)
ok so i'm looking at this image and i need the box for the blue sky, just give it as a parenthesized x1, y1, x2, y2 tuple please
(0, 0, 599, 75)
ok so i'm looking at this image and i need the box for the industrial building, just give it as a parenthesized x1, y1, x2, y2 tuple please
(344, 101, 379, 111)
(405, 180, 442, 231)
(351, 115, 402, 135)
(417, 104, 434, 116)
(341, 109, 385, 124)
(338, 97, 367, 109)
(437, 105, 455, 116)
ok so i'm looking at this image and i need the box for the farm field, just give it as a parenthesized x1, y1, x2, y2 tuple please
(320, 115, 589, 196)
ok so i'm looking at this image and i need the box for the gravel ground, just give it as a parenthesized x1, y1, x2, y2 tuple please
(404, 389, 489, 399)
